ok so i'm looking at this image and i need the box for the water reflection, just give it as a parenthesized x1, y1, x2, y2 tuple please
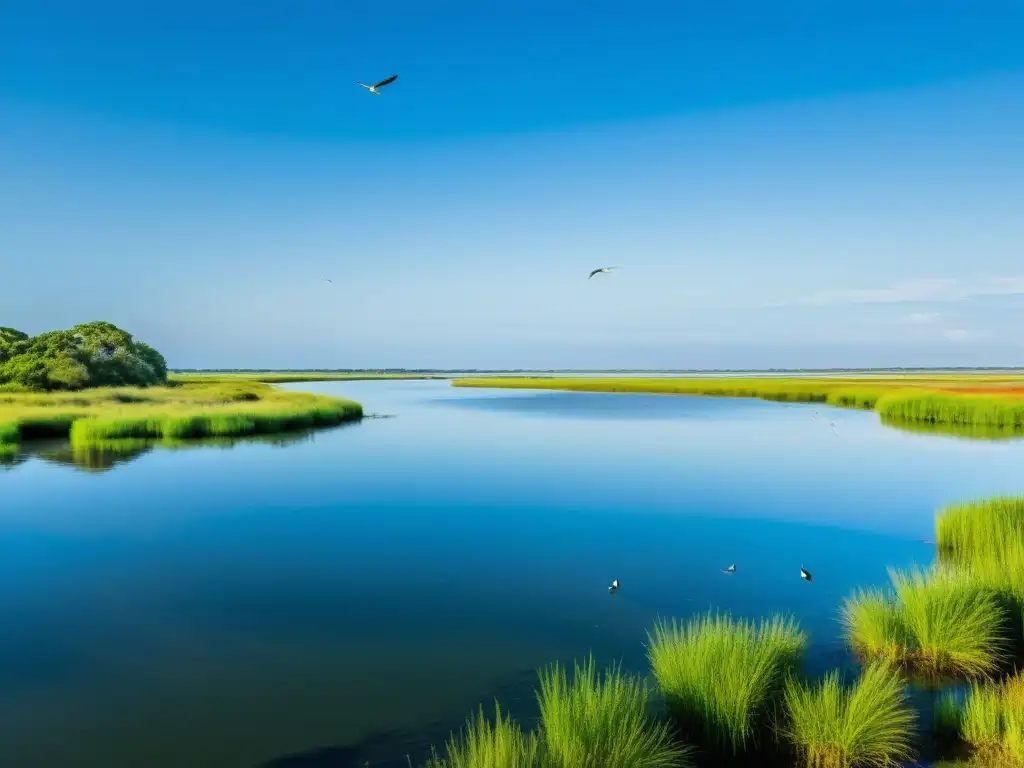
(881, 417, 1024, 442)
(3, 427, 352, 474)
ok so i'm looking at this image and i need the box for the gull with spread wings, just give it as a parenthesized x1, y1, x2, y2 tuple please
(588, 266, 617, 279)
(357, 74, 399, 95)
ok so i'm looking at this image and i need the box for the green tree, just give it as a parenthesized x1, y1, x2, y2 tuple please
(0, 322, 168, 391)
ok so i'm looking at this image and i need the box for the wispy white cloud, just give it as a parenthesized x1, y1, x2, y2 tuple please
(793, 276, 1024, 307)
(906, 311, 941, 324)
(944, 328, 977, 343)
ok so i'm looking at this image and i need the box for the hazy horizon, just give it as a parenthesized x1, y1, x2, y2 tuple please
(4, 2, 1023, 370)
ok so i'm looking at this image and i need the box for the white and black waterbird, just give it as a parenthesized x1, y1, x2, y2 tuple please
(608, 578, 620, 593)
(800, 566, 813, 582)
(589, 266, 617, 279)
(357, 74, 398, 95)
(722, 563, 736, 574)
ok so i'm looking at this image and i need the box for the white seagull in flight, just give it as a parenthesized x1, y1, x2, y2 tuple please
(357, 74, 398, 95)
(589, 267, 617, 279)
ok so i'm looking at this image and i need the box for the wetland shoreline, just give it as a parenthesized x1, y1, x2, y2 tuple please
(451, 375, 1024, 432)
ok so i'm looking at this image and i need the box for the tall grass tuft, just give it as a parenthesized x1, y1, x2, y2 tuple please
(647, 612, 806, 756)
(942, 673, 1024, 765)
(425, 702, 542, 768)
(536, 655, 692, 768)
(936, 497, 1024, 563)
(877, 392, 1024, 431)
(781, 660, 917, 768)
(842, 567, 1007, 680)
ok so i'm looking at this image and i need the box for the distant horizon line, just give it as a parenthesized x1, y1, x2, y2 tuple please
(171, 366, 1024, 374)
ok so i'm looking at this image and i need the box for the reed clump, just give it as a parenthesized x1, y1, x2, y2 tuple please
(647, 612, 806, 756)
(876, 392, 1024, 430)
(936, 672, 1024, 765)
(0, 380, 362, 447)
(842, 567, 1008, 680)
(536, 655, 691, 768)
(781, 660, 917, 768)
(937, 497, 1024, 564)
(425, 702, 543, 768)
(426, 657, 692, 768)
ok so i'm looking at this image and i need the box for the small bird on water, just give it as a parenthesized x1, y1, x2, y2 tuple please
(722, 563, 736, 574)
(800, 566, 813, 582)
(356, 74, 398, 95)
(608, 579, 620, 593)
(589, 267, 617, 279)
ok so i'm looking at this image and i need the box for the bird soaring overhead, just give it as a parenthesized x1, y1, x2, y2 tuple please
(357, 74, 398, 95)
(589, 267, 617, 279)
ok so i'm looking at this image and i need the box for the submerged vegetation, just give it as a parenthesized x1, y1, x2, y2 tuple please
(451, 375, 1024, 432)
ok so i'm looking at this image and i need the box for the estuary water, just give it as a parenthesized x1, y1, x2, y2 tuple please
(3, 379, 1024, 767)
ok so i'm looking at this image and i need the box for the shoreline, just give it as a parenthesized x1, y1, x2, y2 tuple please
(450, 376, 1024, 431)
(0, 378, 363, 450)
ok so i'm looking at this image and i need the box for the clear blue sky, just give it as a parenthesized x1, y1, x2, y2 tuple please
(3, 0, 1023, 369)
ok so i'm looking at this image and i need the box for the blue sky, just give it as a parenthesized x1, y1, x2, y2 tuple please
(2, 1, 1023, 369)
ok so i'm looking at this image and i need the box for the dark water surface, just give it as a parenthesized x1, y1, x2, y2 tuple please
(3, 380, 1024, 767)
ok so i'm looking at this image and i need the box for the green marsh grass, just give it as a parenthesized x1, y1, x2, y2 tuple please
(937, 498, 1024, 563)
(425, 702, 543, 768)
(536, 655, 692, 768)
(647, 612, 806, 756)
(842, 567, 1008, 680)
(452, 376, 1024, 431)
(0, 380, 362, 448)
(876, 392, 1024, 430)
(780, 660, 916, 768)
(938, 673, 1024, 765)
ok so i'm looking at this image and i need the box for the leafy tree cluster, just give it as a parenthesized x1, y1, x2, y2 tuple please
(0, 322, 168, 391)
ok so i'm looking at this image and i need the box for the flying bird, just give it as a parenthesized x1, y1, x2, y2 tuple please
(357, 74, 398, 95)
(608, 578, 620, 593)
(829, 421, 839, 436)
(589, 267, 617, 279)
(800, 566, 812, 583)
(722, 563, 736, 574)
(324, 279, 333, 283)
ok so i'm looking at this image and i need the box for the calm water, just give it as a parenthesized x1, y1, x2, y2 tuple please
(3, 380, 1024, 767)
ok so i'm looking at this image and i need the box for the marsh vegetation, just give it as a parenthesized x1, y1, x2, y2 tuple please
(452, 375, 1024, 434)
(421, 493, 1024, 767)
(0, 379, 362, 451)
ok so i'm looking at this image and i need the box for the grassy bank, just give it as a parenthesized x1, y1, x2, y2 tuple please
(0, 379, 362, 448)
(450, 375, 1024, 431)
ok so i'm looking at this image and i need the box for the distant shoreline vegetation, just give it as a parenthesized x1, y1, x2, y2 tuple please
(450, 376, 1024, 433)
(0, 322, 363, 450)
